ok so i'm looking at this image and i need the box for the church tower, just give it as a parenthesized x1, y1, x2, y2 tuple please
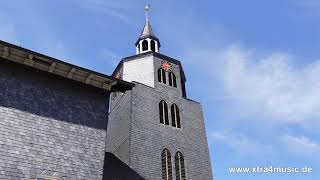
(106, 4, 213, 180)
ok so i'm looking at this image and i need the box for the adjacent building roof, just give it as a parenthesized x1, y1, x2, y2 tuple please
(0, 40, 134, 92)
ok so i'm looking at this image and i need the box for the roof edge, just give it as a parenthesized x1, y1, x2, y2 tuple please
(0, 40, 134, 92)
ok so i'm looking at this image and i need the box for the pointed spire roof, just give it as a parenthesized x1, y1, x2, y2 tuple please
(140, 20, 156, 39)
(135, 3, 160, 46)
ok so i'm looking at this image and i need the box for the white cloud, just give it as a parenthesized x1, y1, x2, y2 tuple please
(211, 131, 320, 161)
(78, 0, 136, 26)
(200, 45, 320, 123)
(40, 42, 70, 62)
(0, 18, 19, 44)
(290, 0, 320, 17)
(209, 131, 274, 157)
(292, 0, 320, 8)
(99, 48, 120, 66)
(281, 134, 320, 157)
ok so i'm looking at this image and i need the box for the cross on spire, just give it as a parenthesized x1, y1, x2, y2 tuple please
(145, 3, 150, 22)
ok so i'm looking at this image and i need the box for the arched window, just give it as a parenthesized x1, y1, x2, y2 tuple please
(158, 68, 167, 84)
(171, 104, 181, 128)
(142, 40, 148, 51)
(151, 40, 156, 52)
(159, 100, 169, 125)
(162, 149, 173, 180)
(175, 152, 186, 180)
(168, 72, 177, 87)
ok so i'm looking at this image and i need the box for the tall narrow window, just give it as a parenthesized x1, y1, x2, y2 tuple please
(142, 40, 148, 51)
(162, 69, 167, 84)
(162, 149, 173, 180)
(158, 68, 162, 82)
(158, 68, 167, 84)
(171, 104, 181, 128)
(172, 73, 177, 87)
(175, 152, 186, 180)
(168, 72, 177, 87)
(171, 104, 176, 127)
(159, 100, 169, 125)
(151, 40, 156, 52)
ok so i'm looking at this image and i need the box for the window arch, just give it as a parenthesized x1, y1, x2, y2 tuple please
(171, 104, 181, 128)
(158, 68, 167, 84)
(175, 152, 186, 180)
(142, 40, 148, 51)
(151, 40, 156, 52)
(162, 149, 173, 180)
(159, 100, 169, 125)
(168, 72, 177, 87)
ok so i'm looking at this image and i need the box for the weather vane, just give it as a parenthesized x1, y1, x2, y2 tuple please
(145, 3, 150, 22)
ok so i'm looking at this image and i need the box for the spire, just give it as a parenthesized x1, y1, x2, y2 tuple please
(140, 21, 156, 38)
(136, 3, 159, 43)
(135, 3, 161, 54)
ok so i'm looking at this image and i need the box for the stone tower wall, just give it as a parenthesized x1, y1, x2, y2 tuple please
(129, 83, 213, 180)
(107, 53, 213, 180)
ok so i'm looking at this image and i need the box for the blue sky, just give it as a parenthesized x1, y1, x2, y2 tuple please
(1, 0, 320, 179)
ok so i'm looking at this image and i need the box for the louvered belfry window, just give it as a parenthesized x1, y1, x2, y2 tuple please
(159, 100, 169, 125)
(151, 40, 156, 52)
(175, 152, 186, 180)
(158, 68, 167, 84)
(162, 149, 173, 180)
(142, 40, 148, 51)
(168, 72, 177, 87)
